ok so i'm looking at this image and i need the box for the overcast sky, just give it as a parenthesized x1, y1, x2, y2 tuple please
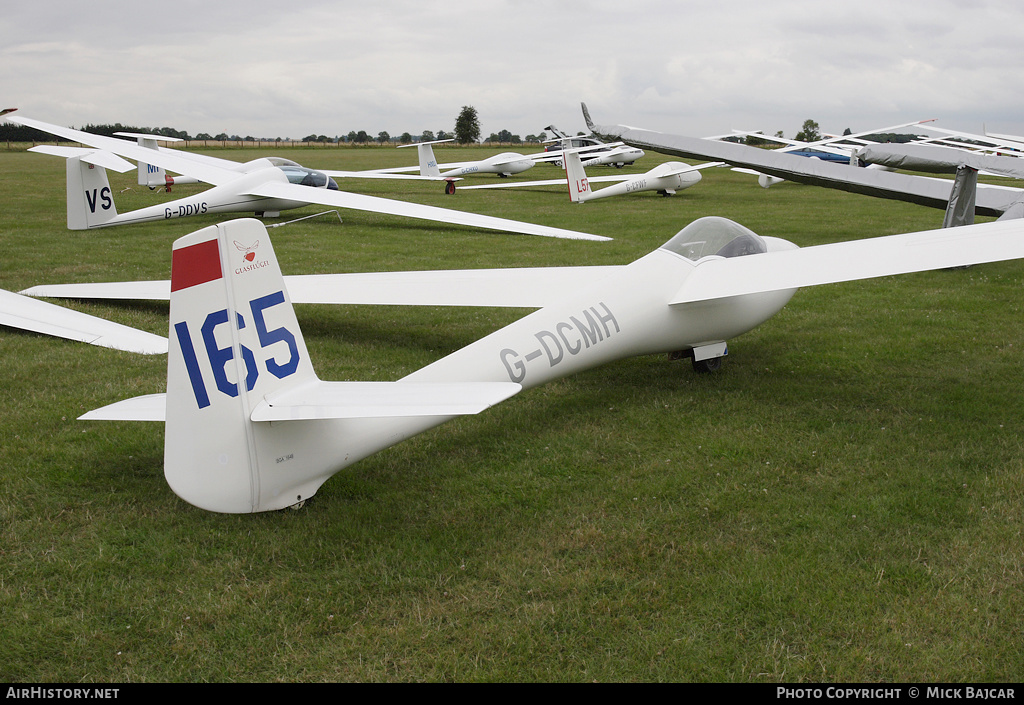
(4, 0, 1022, 143)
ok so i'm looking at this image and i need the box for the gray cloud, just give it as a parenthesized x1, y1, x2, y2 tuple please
(4, 0, 1022, 141)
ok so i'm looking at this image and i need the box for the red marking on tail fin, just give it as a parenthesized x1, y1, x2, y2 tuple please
(171, 239, 222, 292)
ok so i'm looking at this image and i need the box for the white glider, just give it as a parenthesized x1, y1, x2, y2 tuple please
(364, 139, 642, 195)
(459, 150, 721, 201)
(541, 125, 645, 168)
(361, 139, 539, 179)
(4, 113, 609, 242)
(70, 213, 1024, 513)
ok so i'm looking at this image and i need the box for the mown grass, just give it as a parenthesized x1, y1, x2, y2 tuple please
(1, 146, 1022, 682)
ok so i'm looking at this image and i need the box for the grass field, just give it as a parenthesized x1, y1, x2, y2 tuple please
(1, 145, 1022, 682)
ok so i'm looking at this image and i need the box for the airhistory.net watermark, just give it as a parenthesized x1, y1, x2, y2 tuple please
(6, 688, 119, 700)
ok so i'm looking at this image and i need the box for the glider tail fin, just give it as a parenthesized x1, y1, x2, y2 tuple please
(416, 142, 441, 177)
(138, 160, 169, 189)
(66, 156, 118, 230)
(164, 218, 321, 513)
(564, 150, 591, 203)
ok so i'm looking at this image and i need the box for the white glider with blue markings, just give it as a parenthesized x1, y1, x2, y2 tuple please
(2, 112, 607, 241)
(70, 214, 1024, 513)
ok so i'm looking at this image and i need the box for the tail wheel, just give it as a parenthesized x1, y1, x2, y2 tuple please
(444, 181, 456, 195)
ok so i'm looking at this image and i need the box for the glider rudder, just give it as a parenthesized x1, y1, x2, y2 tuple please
(164, 218, 320, 513)
(564, 151, 591, 203)
(67, 156, 118, 230)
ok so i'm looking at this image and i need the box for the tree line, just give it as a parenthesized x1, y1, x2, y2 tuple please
(0, 106, 548, 145)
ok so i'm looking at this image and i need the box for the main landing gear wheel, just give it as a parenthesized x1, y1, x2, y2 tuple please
(692, 356, 723, 373)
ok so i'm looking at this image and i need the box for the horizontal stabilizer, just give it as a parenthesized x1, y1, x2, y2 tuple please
(250, 380, 522, 421)
(80, 380, 521, 423)
(396, 138, 455, 148)
(80, 393, 167, 421)
(671, 219, 1024, 304)
(28, 146, 134, 173)
(113, 131, 183, 143)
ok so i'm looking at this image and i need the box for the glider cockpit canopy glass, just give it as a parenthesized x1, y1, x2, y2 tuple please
(278, 165, 339, 190)
(660, 216, 767, 262)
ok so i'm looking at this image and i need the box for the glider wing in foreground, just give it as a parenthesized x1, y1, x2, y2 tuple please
(0, 287, 166, 354)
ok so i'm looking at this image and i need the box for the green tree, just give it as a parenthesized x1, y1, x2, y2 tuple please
(795, 119, 821, 143)
(454, 105, 480, 144)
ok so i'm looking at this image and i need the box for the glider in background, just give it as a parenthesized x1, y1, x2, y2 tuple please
(542, 124, 645, 168)
(581, 104, 1024, 227)
(3, 112, 608, 241)
(367, 138, 642, 194)
(46, 212, 1024, 513)
(460, 150, 721, 201)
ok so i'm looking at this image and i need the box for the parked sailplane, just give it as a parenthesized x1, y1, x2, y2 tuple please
(362, 138, 540, 183)
(542, 124, 645, 167)
(362, 138, 638, 192)
(1, 112, 607, 241)
(23, 212, 1024, 513)
(461, 149, 722, 201)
